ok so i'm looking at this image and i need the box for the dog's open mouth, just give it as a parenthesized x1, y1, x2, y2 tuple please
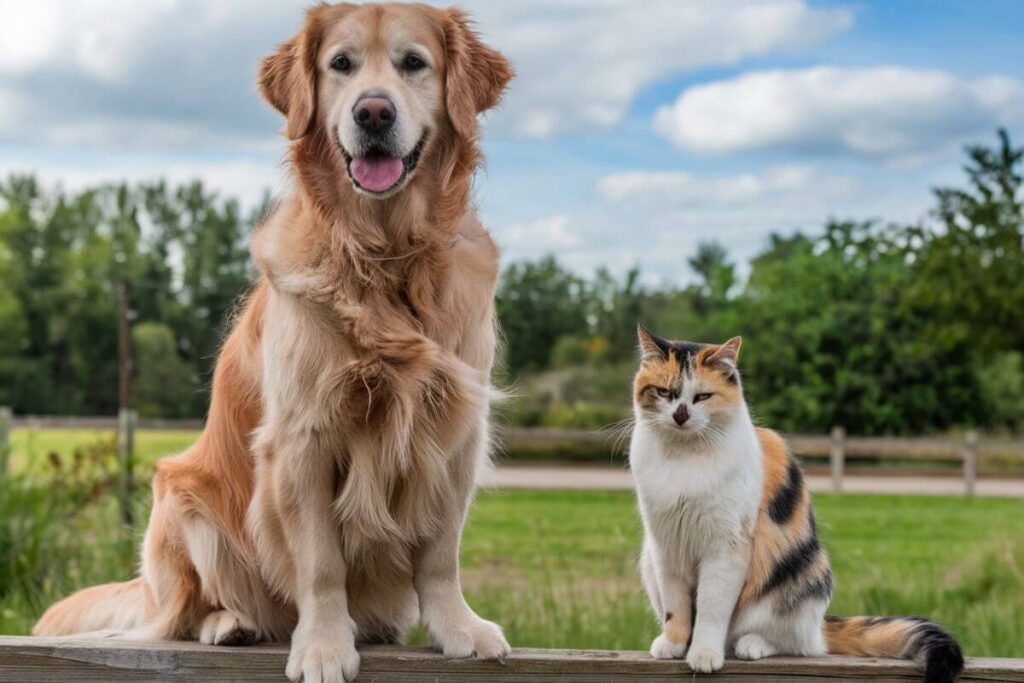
(339, 133, 428, 195)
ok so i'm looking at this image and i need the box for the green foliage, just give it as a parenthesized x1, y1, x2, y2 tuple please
(132, 323, 200, 419)
(496, 131, 1024, 435)
(0, 177, 255, 417)
(976, 352, 1024, 432)
(0, 438, 133, 633)
(496, 257, 589, 373)
(0, 131, 1020, 434)
(908, 129, 1023, 353)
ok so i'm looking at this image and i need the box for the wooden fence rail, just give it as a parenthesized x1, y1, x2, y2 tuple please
(1, 638, 1021, 682)
(503, 427, 1022, 497)
(4, 413, 1023, 496)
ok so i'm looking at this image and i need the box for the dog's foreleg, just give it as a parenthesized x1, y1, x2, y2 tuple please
(269, 429, 360, 683)
(413, 420, 510, 659)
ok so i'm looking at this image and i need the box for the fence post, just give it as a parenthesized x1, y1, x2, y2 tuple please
(0, 407, 11, 476)
(963, 430, 978, 498)
(830, 426, 845, 493)
(118, 408, 138, 528)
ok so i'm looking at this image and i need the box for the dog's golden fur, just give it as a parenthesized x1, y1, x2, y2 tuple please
(35, 4, 513, 681)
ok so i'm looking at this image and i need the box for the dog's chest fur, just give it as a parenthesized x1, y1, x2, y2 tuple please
(255, 221, 496, 561)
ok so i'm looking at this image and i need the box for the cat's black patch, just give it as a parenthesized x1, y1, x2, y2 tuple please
(664, 612, 673, 623)
(667, 341, 707, 378)
(768, 459, 804, 525)
(776, 569, 833, 615)
(758, 535, 821, 597)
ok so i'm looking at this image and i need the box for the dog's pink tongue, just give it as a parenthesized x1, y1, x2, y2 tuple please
(351, 157, 404, 192)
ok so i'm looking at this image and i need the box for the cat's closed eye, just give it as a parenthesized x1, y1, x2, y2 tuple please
(693, 392, 714, 403)
(654, 387, 675, 399)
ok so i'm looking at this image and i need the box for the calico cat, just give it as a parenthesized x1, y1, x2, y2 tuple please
(629, 325, 963, 683)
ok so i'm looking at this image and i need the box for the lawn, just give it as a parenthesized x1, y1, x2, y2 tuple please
(461, 491, 1024, 657)
(2, 438, 1022, 660)
(8, 427, 199, 475)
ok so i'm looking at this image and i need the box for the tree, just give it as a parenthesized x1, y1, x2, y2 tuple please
(737, 221, 982, 434)
(132, 323, 200, 418)
(688, 241, 735, 315)
(496, 256, 590, 375)
(908, 129, 1023, 352)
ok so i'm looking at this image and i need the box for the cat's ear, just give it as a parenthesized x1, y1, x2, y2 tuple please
(637, 324, 670, 362)
(705, 336, 742, 372)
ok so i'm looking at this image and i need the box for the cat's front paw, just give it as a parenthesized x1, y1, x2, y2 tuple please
(686, 647, 724, 673)
(650, 633, 686, 659)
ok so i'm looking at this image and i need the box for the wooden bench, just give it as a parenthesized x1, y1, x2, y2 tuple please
(1, 637, 1021, 681)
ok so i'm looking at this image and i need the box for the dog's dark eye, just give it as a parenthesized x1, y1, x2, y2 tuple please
(330, 54, 351, 73)
(403, 53, 426, 71)
(693, 392, 714, 403)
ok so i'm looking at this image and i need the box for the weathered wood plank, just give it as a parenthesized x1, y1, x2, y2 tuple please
(0, 637, 1020, 682)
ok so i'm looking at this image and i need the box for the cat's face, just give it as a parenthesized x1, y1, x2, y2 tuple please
(632, 325, 744, 441)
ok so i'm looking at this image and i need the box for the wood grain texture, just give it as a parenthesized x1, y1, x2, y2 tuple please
(0, 638, 1021, 682)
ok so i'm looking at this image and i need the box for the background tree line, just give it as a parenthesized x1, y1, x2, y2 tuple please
(0, 132, 1021, 434)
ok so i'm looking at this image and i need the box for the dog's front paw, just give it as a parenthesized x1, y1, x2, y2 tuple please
(431, 615, 510, 659)
(286, 631, 360, 683)
(686, 647, 724, 673)
(649, 633, 686, 659)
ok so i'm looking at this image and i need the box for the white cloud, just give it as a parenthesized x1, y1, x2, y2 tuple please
(597, 164, 853, 206)
(472, 0, 852, 138)
(498, 214, 579, 260)
(655, 66, 1024, 161)
(0, 0, 852, 149)
(575, 161, 942, 282)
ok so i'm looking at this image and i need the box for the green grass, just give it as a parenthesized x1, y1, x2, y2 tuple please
(2, 434, 1022, 657)
(9, 427, 199, 475)
(459, 491, 1024, 657)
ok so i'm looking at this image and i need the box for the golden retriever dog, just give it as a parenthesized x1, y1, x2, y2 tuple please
(34, 3, 514, 682)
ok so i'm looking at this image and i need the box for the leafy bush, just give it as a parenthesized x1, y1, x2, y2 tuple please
(0, 437, 134, 634)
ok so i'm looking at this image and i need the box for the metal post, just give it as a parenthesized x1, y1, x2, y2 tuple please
(830, 425, 845, 493)
(118, 408, 137, 528)
(963, 430, 978, 498)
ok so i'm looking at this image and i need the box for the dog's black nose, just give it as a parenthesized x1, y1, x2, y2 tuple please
(354, 96, 395, 133)
(673, 404, 690, 426)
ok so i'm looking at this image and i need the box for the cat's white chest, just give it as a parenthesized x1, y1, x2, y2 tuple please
(630, 419, 762, 565)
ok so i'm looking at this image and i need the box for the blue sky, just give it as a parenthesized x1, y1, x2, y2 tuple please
(1, 0, 1021, 284)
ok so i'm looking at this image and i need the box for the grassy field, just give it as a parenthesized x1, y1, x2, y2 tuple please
(2, 434, 1022, 659)
(461, 491, 1024, 656)
(8, 427, 199, 475)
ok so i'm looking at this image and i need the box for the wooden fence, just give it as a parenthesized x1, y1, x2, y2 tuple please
(1, 638, 1021, 682)
(504, 427, 1023, 496)
(4, 412, 1023, 497)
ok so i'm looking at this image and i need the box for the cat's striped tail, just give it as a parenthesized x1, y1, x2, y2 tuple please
(824, 615, 964, 683)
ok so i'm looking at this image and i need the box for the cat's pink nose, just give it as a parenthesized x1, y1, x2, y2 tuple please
(673, 404, 690, 426)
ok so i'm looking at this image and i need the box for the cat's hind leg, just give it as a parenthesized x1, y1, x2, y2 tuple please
(731, 597, 828, 660)
(734, 633, 777, 660)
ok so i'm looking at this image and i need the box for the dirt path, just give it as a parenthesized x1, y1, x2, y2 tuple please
(479, 465, 1024, 498)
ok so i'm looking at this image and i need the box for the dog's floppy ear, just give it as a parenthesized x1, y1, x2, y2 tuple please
(443, 8, 514, 140)
(259, 9, 325, 140)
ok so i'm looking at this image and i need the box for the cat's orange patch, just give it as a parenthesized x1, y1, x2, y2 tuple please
(633, 352, 682, 407)
(739, 428, 820, 607)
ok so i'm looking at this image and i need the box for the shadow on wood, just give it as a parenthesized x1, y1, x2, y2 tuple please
(1, 637, 1021, 682)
